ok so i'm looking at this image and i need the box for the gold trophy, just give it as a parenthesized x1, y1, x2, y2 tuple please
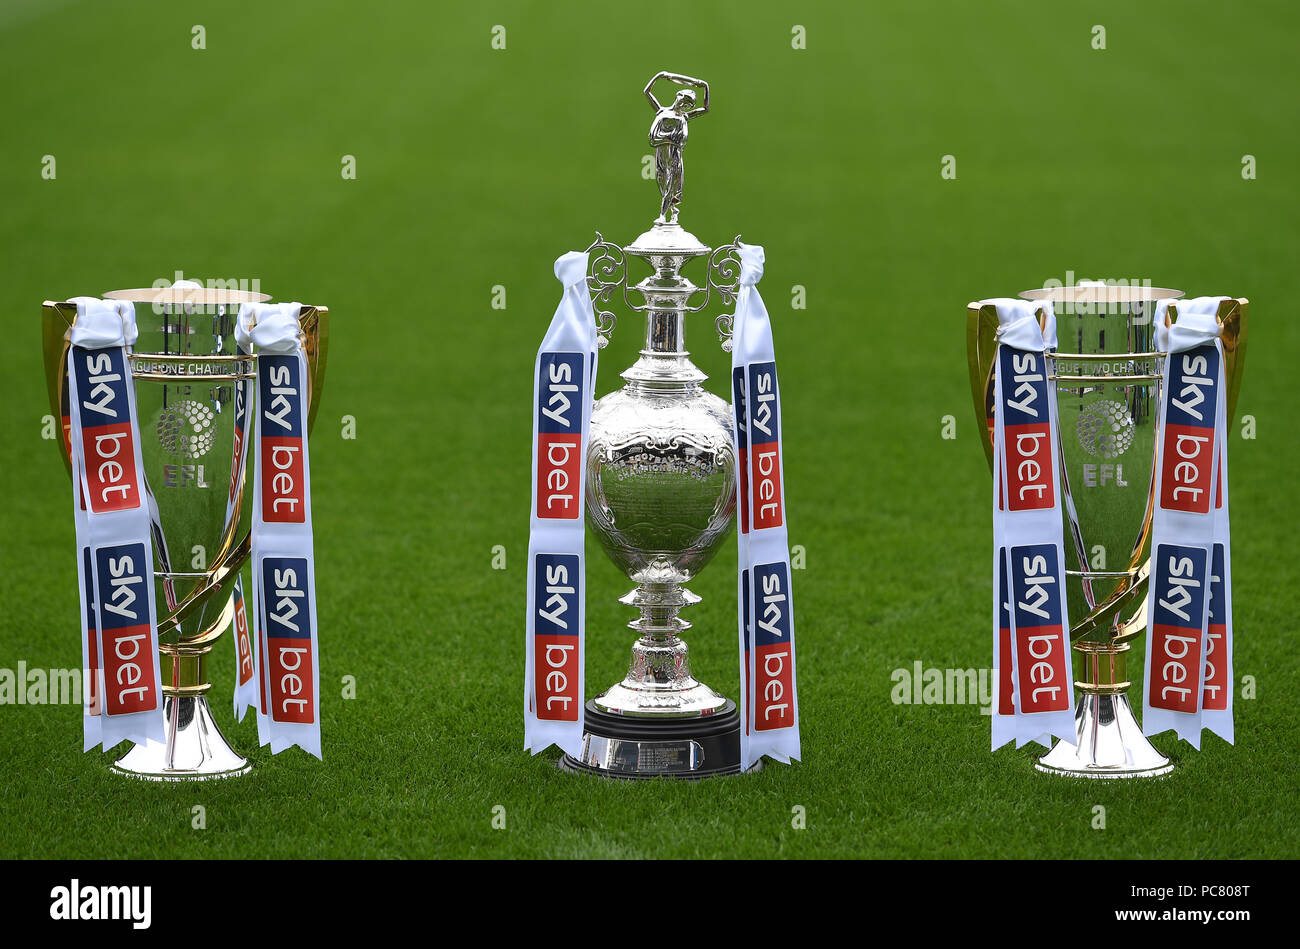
(43, 284, 328, 779)
(967, 285, 1247, 777)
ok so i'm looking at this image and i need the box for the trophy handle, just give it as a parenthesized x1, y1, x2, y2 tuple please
(965, 302, 999, 471)
(299, 304, 330, 433)
(586, 233, 629, 348)
(41, 301, 78, 473)
(1219, 297, 1249, 423)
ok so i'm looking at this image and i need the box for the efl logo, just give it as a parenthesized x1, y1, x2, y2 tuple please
(262, 557, 315, 724)
(1203, 544, 1228, 711)
(259, 356, 307, 524)
(746, 362, 783, 531)
(1149, 544, 1209, 714)
(533, 553, 580, 722)
(753, 562, 795, 730)
(732, 367, 750, 535)
(73, 347, 141, 514)
(1160, 345, 1219, 514)
(998, 347, 1054, 512)
(535, 353, 584, 520)
(94, 543, 158, 715)
(1009, 544, 1071, 713)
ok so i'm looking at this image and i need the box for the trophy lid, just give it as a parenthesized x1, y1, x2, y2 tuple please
(624, 222, 711, 259)
(1019, 284, 1184, 305)
(103, 284, 271, 305)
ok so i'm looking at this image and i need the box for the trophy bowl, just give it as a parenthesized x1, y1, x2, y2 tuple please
(967, 284, 1247, 777)
(42, 284, 328, 780)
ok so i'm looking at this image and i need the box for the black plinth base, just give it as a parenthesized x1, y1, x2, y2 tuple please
(559, 699, 751, 780)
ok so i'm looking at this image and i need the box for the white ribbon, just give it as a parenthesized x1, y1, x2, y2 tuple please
(983, 298, 1076, 750)
(732, 242, 800, 770)
(524, 251, 597, 757)
(65, 297, 165, 751)
(237, 303, 322, 759)
(1143, 297, 1232, 747)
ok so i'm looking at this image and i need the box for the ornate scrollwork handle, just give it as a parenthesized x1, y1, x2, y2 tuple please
(684, 235, 742, 350)
(687, 236, 743, 315)
(586, 233, 625, 349)
(715, 312, 735, 352)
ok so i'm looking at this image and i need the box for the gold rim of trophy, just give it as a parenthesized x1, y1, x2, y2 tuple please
(102, 286, 272, 304)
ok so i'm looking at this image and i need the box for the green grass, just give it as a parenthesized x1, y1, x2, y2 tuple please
(1, 0, 1297, 858)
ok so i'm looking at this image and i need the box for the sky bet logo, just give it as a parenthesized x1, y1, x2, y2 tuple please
(1149, 544, 1209, 715)
(746, 362, 784, 531)
(259, 355, 307, 524)
(1160, 345, 1219, 515)
(532, 553, 580, 721)
(73, 346, 141, 514)
(535, 353, 584, 520)
(753, 562, 795, 730)
(998, 347, 1054, 512)
(262, 557, 315, 724)
(94, 543, 158, 716)
(1009, 544, 1071, 714)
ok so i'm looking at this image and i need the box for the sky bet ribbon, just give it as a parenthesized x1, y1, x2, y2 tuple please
(237, 304, 322, 759)
(984, 299, 1076, 751)
(1143, 297, 1233, 748)
(64, 298, 165, 752)
(524, 251, 598, 758)
(731, 243, 800, 771)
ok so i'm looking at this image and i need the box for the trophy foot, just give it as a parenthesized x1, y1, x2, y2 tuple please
(561, 699, 756, 779)
(1034, 692, 1172, 779)
(110, 694, 250, 781)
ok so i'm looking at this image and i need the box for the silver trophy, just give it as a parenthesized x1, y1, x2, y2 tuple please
(560, 71, 752, 778)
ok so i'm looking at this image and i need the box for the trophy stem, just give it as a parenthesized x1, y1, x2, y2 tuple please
(591, 579, 728, 717)
(111, 600, 251, 781)
(1035, 640, 1172, 778)
(110, 693, 250, 781)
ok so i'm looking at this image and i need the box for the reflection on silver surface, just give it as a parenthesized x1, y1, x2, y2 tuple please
(580, 734, 705, 774)
(110, 694, 250, 781)
(1035, 693, 1172, 779)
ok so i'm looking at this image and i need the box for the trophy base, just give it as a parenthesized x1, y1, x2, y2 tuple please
(1034, 692, 1173, 779)
(110, 694, 251, 782)
(560, 700, 754, 779)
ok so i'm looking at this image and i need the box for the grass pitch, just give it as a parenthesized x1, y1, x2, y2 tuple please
(1, 0, 1297, 858)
